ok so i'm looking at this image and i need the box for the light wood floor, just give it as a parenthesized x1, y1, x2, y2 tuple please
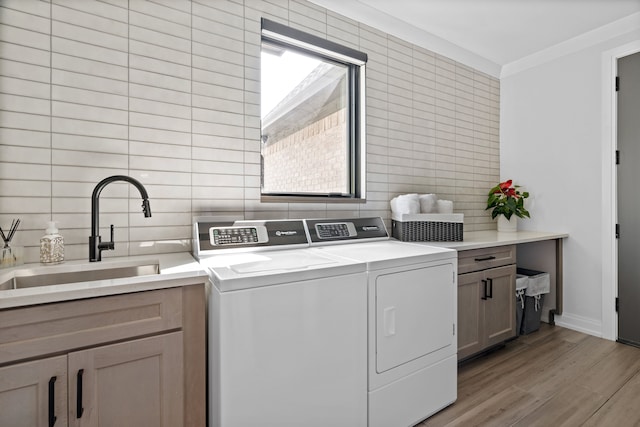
(418, 324, 640, 426)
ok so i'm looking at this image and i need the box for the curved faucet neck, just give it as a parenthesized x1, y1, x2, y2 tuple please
(92, 175, 149, 201)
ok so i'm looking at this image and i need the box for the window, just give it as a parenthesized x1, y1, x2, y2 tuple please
(260, 19, 367, 200)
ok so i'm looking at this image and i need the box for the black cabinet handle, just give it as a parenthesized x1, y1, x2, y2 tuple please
(487, 278, 494, 298)
(48, 376, 57, 427)
(474, 255, 496, 262)
(481, 279, 488, 300)
(77, 369, 84, 419)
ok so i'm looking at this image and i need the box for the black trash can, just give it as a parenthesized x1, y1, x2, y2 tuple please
(517, 268, 550, 335)
(521, 293, 546, 334)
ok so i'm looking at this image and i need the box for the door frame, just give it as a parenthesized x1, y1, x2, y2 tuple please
(602, 41, 640, 341)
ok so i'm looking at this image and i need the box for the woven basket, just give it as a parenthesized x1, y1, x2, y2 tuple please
(391, 213, 463, 242)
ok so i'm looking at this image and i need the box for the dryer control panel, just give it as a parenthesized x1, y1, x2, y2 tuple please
(315, 222, 357, 239)
(307, 217, 388, 244)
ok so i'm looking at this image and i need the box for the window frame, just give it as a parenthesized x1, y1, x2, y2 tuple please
(260, 18, 368, 202)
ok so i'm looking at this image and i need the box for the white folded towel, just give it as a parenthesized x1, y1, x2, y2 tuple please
(390, 193, 420, 215)
(419, 194, 437, 213)
(436, 199, 453, 213)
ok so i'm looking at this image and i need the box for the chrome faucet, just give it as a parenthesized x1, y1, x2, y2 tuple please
(89, 175, 152, 262)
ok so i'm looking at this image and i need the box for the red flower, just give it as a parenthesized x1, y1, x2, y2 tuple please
(499, 180, 512, 191)
(493, 180, 518, 198)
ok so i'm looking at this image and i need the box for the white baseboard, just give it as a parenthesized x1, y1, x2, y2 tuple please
(553, 312, 604, 339)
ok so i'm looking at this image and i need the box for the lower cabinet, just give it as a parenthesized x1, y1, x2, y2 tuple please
(0, 356, 68, 427)
(458, 264, 517, 360)
(0, 284, 205, 427)
(0, 333, 182, 427)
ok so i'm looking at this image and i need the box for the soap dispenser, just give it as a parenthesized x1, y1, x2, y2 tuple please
(40, 221, 64, 264)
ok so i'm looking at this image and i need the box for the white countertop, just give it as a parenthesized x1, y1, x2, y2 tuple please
(0, 230, 568, 309)
(0, 252, 208, 310)
(405, 230, 568, 251)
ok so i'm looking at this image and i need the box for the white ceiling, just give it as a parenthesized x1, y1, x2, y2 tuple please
(310, 0, 640, 77)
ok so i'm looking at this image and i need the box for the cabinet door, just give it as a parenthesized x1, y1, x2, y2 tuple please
(0, 356, 67, 427)
(484, 264, 517, 347)
(68, 332, 183, 427)
(457, 271, 484, 360)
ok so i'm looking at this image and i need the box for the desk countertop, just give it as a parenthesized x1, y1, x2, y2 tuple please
(405, 230, 568, 251)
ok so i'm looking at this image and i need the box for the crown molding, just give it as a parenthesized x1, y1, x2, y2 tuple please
(501, 12, 640, 78)
(311, 1, 640, 80)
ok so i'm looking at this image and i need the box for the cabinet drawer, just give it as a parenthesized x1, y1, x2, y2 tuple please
(0, 287, 182, 365)
(458, 245, 516, 274)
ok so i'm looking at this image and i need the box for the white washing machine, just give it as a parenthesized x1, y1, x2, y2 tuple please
(193, 218, 368, 427)
(307, 218, 458, 427)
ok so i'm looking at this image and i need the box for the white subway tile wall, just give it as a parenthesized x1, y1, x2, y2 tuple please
(0, 0, 499, 262)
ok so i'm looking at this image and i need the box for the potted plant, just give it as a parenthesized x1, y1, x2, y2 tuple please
(486, 179, 530, 232)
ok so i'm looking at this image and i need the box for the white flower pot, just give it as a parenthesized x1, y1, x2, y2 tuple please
(497, 215, 517, 232)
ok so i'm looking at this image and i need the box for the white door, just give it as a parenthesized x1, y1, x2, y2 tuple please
(376, 263, 455, 373)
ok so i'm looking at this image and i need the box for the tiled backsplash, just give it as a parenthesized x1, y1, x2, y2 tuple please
(0, 0, 499, 263)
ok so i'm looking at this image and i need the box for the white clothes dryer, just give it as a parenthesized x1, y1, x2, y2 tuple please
(307, 218, 458, 427)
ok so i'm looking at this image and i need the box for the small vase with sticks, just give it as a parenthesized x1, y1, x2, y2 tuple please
(1, 219, 23, 268)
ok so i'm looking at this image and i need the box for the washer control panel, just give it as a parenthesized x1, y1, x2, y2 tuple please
(315, 222, 357, 239)
(194, 219, 309, 257)
(209, 226, 268, 246)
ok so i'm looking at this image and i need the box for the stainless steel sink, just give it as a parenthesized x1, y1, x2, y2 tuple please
(0, 278, 12, 291)
(0, 263, 160, 290)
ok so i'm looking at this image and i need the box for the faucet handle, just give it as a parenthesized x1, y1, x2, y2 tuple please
(98, 225, 115, 251)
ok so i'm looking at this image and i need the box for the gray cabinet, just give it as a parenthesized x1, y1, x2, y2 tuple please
(0, 284, 206, 427)
(457, 246, 517, 360)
